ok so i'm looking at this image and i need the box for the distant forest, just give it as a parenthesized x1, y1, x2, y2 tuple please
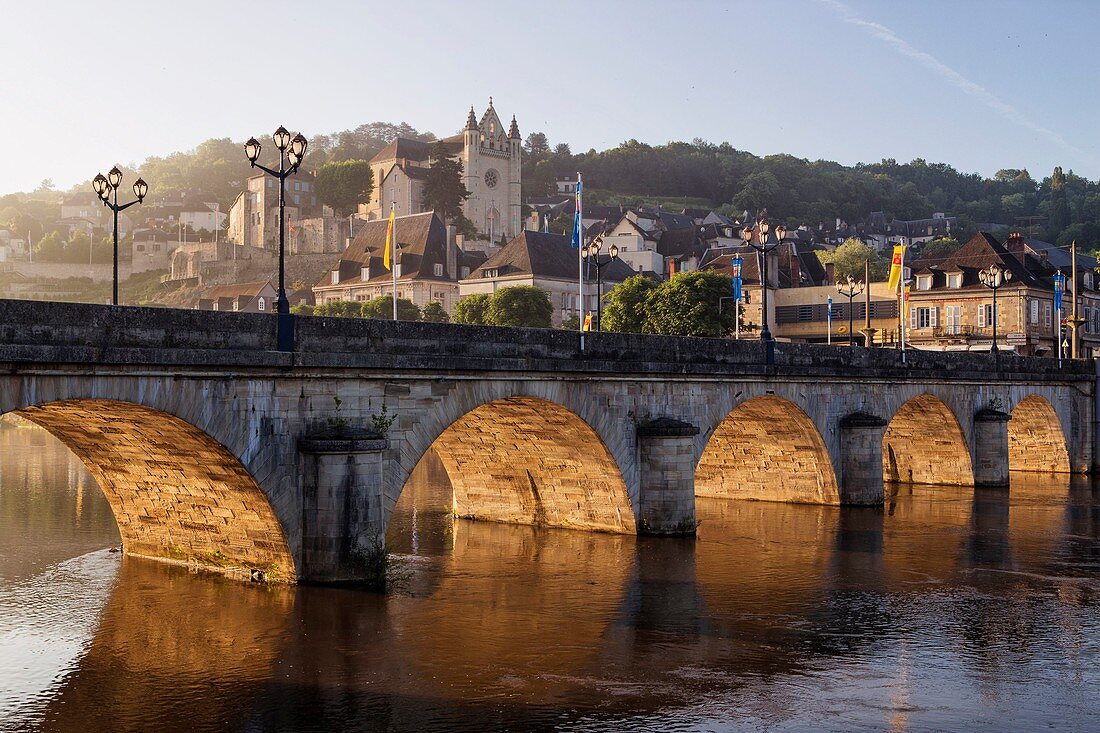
(3, 121, 1097, 249)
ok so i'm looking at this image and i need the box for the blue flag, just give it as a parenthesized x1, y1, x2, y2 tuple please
(1054, 271, 1065, 310)
(571, 179, 583, 249)
(731, 257, 743, 301)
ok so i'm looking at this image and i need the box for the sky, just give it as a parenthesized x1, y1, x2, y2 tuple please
(5, 0, 1100, 195)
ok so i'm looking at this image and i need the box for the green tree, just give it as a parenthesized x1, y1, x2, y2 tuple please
(315, 159, 374, 216)
(312, 300, 363, 317)
(603, 275, 658, 333)
(421, 300, 449, 323)
(642, 271, 737, 337)
(1048, 166, 1070, 236)
(452, 293, 492, 325)
(523, 132, 550, 157)
(423, 141, 470, 222)
(816, 238, 888, 281)
(291, 303, 315, 316)
(485, 286, 552, 328)
(560, 314, 580, 330)
(360, 295, 420, 321)
(919, 236, 960, 258)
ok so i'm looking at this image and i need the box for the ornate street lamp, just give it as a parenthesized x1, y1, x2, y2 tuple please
(742, 218, 784, 364)
(92, 166, 147, 305)
(836, 274, 865, 346)
(978, 263, 1012, 354)
(582, 236, 620, 331)
(243, 125, 308, 351)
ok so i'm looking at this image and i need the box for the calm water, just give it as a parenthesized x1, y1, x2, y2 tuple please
(1, 420, 1099, 732)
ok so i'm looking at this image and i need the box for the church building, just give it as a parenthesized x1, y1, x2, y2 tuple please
(361, 99, 522, 242)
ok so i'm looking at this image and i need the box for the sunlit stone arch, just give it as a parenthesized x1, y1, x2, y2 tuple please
(8, 398, 296, 581)
(695, 395, 841, 504)
(1008, 394, 1071, 473)
(387, 382, 637, 534)
(882, 393, 973, 486)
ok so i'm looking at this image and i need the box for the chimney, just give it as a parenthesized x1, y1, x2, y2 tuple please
(446, 224, 457, 280)
(825, 262, 835, 285)
(788, 243, 801, 286)
(1006, 231, 1026, 263)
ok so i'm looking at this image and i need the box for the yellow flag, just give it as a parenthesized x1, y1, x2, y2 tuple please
(383, 207, 395, 269)
(887, 244, 906, 292)
(582, 313, 593, 332)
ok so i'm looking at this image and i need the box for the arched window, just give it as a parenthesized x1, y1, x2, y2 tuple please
(258, 297, 266, 311)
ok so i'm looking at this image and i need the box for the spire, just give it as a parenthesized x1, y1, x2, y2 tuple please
(488, 95, 494, 108)
(508, 114, 520, 140)
(466, 106, 477, 130)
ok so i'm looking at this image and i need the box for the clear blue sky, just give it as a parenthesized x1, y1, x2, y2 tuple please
(6, 0, 1099, 194)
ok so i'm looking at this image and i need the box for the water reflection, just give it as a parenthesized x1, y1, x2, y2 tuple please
(1, 431, 1099, 732)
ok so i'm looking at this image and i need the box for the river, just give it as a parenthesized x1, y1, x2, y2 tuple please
(1, 418, 1098, 732)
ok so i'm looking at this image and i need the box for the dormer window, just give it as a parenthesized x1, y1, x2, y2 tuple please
(331, 270, 339, 285)
(258, 297, 266, 311)
(916, 274, 933, 291)
(434, 263, 444, 277)
(947, 273, 962, 289)
(361, 266, 370, 281)
(484, 268, 498, 278)
(1086, 272, 1095, 290)
(460, 266, 470, 278)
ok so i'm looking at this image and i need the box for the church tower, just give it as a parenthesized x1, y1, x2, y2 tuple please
(508, 114, 522, 240)
(462, 106, 479, 213)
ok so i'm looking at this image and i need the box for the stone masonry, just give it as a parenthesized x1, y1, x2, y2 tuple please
(0, 299, 1092, 582)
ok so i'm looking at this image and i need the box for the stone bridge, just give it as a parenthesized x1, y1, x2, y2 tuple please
(0, 300, 1092, 583)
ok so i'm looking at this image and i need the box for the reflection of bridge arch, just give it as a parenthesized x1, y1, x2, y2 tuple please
(1009, 395, 1071, 473)
(695, 396, 840, 504)
(11, 400, 295, 580)
(883, 393, 973, 486)
(397, 395, 635, 533)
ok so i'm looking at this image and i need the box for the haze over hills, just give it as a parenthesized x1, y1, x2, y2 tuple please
(1, 119, 1097, 249)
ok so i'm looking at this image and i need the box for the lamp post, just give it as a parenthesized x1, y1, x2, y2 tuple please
(742, 218, 783, 364)
(835, 274, 864, 346)
(244, 126, 307, 351)
(581, 237, 619, 331)
(978, 263, 1012, 354)
(92, 167, 147, 306)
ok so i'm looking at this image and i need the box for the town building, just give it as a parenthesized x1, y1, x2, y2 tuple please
(179, 199, 227, 237)
(459, 230, 635, 327)
(905, 231, 1100, 356)
(360, 99, 522, 242)
(227, 169, 320, 249)
(600, 208, 704, 276)
(197, 281, 277, 312)
(313, 212, 482, 314)
(130, 229, 176, 274)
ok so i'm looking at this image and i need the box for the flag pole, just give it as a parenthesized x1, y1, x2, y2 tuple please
(899, 243, 907, 363)
(391, 201, 398, 321)
(576, 172, 585, 351)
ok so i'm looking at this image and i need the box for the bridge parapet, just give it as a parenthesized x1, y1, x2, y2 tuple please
(0, 299, 1090, 382)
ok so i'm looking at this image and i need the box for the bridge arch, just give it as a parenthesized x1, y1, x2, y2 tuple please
(695, 395, 840, 504)
(1008, 395, 1070, 473)
(395, 394, 635, 533)
(883, 393, 973, 485)
(10, 399, 296, 581)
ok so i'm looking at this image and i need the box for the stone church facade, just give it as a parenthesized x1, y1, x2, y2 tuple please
(361, 99, 522, 242)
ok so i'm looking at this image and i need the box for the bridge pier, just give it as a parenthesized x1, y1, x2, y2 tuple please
(973, 408, 1011, 487)
(839, 412, 888, 505)
(636, 418, 699, 535)
(299, 433, 388, 583)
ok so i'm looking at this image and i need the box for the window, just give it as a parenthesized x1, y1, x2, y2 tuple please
(916, 275, 933, 291)
(460, 267, 470, 278)
(331, 270, 339, 285)
(1030, 299, 1039, 324)
(212, 302, 218, 311)
(1044, 301, 1052, 327)
(911, 306, 936, 329)
(947, 273, 962, 288)
(944, 305, 961, 334)
(233, 301, 239, 311)
(434, 263, 444, 277)
(434, 292, 445, 302)
(978, 304, 998, 328)
(361, 266, 370, 281)
(136, 244, 145, 252)
(258, 297, 266, 311)
(153, 244, 161, 252)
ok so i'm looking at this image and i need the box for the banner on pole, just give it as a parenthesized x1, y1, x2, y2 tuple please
(731, 257, 743, 301)
(1054, 271, 1065, 311)
(887, 244, 906, 291)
